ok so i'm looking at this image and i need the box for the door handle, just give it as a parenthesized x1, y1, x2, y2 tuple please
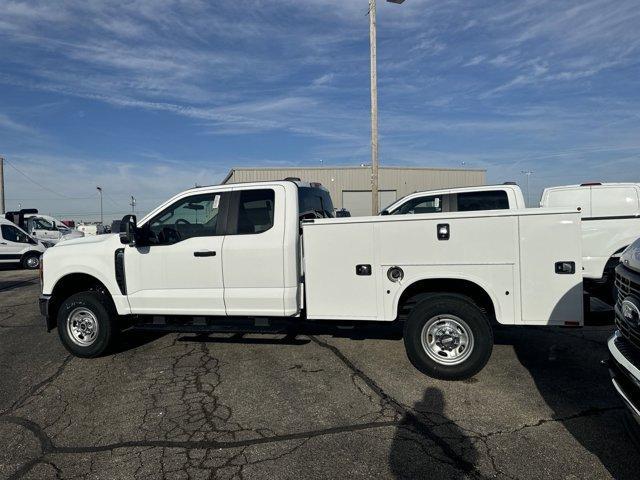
(0, 242, 6, 245)
(194, 250, 216, 257)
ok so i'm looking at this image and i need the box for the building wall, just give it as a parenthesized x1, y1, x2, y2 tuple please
(223, 166, 486, 214)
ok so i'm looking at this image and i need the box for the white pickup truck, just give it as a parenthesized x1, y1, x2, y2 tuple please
(386, 182, 640, 303)
(39, 180, 583, 380)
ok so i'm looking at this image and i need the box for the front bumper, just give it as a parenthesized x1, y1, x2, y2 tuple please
(608, 331, 640, 425)
(39, 294, 55, 331)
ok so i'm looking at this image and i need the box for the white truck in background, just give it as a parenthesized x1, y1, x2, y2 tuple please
(385, 182, 640, 303)
(380, 183, 525, 215)
(541, 183, 640, 302)
(5, 209, 84, 247)
(39, 180, 583, 380)
(25, 213, 84, 246)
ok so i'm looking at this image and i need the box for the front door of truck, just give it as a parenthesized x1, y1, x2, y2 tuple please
(222, 186, 286, 316)
(125, 191, 229, 315)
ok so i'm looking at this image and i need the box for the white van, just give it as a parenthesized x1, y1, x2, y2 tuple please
(0, 218, 46, 269)
(540, 182, 640, 301)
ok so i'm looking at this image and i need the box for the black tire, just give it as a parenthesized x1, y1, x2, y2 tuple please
(403, 293, 493, 380)
(21, 252, 41, 270)
(57, 292, 116, 358)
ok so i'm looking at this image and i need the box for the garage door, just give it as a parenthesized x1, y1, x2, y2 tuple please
(342, 190, 397, 216)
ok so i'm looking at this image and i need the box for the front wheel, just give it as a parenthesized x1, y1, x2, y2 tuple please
(57, 292, 116, 357)
(22, 252, 41, 270)
(403, 293, 493, 380)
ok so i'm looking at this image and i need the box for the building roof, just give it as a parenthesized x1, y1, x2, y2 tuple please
(222, 165, 486, 184)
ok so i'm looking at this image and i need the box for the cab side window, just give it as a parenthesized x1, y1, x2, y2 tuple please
(1, 225, 30, 243)
(456, 191, 509, 212)
(233, 189, 275, 234)
(393, 195, 442, 215)
(147, 193, 223, 245)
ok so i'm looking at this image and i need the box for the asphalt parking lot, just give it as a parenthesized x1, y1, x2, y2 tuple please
(1, 268, 639, 480)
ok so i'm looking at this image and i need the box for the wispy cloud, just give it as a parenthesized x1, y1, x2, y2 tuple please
(0, 0, 638, 216)
(0, 113, 37, 134)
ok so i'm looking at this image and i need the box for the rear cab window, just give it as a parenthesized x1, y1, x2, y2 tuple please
(234, 189, 275, 234)
(454, 190, 509, 212)
(298, 187, 334, 219)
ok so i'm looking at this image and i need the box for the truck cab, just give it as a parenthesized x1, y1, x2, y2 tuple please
(380, 184, 526, 215)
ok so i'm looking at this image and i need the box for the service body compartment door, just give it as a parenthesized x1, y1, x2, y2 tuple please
(518, 212, 583, 325)
(303, 222, 378, 320)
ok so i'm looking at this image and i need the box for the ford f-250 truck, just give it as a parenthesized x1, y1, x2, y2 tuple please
(39, 180, 583, 380)
(608, 238, 640, 426)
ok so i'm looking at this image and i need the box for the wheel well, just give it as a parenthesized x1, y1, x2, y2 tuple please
(49, 274, 113, 326)
(397, 278, 496, 322)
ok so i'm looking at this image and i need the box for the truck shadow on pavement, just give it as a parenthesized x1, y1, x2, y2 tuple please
(496, 323, 640, 480)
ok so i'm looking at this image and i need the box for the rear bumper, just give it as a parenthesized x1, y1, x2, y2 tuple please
(39, 294, 55, 331)
(608, 331, 640, 425)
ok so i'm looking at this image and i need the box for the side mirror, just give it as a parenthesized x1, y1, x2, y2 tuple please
(119, 214, 137, 245)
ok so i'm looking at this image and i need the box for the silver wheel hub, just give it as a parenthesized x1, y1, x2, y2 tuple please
(26, 256, 39, 268)
(66, 307, 99, 347)
(421, 315, 474, 366)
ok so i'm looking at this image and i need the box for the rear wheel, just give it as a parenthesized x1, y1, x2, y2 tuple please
(57, 292, 116, 357)
(21, 252, 40, 270)
(403, 293, 493, 380)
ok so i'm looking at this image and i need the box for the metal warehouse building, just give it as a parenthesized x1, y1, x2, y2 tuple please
(222, 166, 486, 216)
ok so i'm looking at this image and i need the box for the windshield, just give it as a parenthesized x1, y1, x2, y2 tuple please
(298, 187, 334, 218)
(28, 217, 56, 231)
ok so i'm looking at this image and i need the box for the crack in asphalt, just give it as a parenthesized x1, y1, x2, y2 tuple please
(1, 354, 73, 416)
(0, 415, 399, 453)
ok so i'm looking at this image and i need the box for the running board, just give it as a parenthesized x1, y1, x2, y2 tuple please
(130, 315, 295, 334)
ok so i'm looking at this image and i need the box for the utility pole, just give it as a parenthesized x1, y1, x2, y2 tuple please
(96, 186, 103, 224)
(369, 0, 405, 215)
(369, 0, 379, 215)
(521, 170, 533, 207)
(0, 156, 4, 215)
(130, 195, 136, 213)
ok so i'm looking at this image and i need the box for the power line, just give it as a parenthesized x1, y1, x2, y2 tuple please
(3, 159, 97, 200)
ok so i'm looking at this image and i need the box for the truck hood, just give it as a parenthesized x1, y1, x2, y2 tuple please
(61, 230, 85, 241)
(54, 233, 117, 247)
(621, 238, 640, 273)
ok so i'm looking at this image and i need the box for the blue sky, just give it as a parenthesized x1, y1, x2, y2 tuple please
(1, 0, 639, 220)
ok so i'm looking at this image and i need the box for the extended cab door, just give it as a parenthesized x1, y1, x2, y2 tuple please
(125, 191, 229, 315)
(222, 186, 286, 316)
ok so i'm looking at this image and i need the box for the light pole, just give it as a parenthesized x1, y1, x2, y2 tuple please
(0, 156, 5, 215)
(521, 170, 533, 207)
(96, 186, 103, 224)
(369, 0, 405, 215)
(130, 195, 136, 213)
